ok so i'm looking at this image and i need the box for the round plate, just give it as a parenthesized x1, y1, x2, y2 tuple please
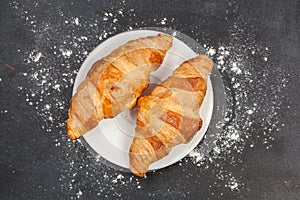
(73, 29, 214, 171)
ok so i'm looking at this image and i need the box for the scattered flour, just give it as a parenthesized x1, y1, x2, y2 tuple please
(60, 48, 73, 58)
(160, 17, 167, 25)
(187, 19, 287, 193)
(28, 51, 42, 63)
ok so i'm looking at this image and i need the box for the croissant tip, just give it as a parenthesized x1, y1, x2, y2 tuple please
(66, 122, 78, 140)
(157, 33, 173, 40)
(130, 163, 146, 177)
(66, 129, 78, 140)
(134, 172, 145, 177)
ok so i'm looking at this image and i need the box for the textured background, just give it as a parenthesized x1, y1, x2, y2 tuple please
(0, 0, 299, 199)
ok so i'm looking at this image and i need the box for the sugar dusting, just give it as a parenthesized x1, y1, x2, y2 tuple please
(10, 0, 289, 199)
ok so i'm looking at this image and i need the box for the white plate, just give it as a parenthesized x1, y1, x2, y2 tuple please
(73, 30, 213, 171)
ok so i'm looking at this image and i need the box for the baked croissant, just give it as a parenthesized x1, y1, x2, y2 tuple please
(66, 34, 173, 140)
(129, 55, 213, 177)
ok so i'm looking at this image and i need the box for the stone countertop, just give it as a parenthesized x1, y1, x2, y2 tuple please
(0, 0, 299, 199)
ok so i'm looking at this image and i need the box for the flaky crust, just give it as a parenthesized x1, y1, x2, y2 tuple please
(66, 34, 173, 140)
(129, 55, 214, 177)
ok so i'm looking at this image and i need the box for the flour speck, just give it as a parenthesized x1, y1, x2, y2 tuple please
(160, 17, 167, 25)
(73, 17, 79, 25)
(60, 48, 73, 58)
(29, 51, 42, 63)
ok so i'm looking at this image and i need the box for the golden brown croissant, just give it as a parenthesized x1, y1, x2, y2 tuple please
(66, 34, 173, 140)
(129, 55, 213, 177)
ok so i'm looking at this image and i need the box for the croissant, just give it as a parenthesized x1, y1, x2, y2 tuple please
(129, 55, 214, 177)
(66, 34, 173, 140)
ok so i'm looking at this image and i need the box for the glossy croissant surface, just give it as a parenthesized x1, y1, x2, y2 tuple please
(129, 55, 213, 177)
(67, 34, 173, 140)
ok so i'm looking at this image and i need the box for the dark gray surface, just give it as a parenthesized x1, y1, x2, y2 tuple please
(0, 0, 299, 199)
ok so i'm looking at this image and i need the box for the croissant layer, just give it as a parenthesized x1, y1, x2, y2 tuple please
(129, 55, 214, 177)
(67, 34, 173, 140)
